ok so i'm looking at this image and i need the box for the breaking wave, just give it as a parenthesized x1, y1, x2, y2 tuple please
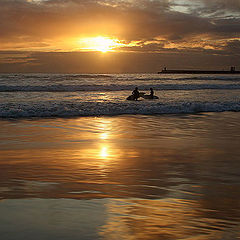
(1, 101, 240, 118)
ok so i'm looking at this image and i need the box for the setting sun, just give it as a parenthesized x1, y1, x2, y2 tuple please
(78, 36, 123, 53)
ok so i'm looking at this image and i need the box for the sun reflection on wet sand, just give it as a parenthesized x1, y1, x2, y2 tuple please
(1, 113, 240, 239)
(100, 197, 240, 240)
(100, 133, 109, 140)
(100, 198, 201, 240)
(100, 146, 109, 159)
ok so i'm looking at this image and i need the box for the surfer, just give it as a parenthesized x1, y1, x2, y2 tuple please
(132, 87, 140, 100)
(150, 88, 154, 99)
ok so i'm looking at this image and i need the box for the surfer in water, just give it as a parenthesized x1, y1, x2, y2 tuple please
(132, 87, 140, 100)
(150, 88, 154, 99)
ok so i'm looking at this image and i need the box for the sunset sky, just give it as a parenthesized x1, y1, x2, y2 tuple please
(0, 0, 240, 73)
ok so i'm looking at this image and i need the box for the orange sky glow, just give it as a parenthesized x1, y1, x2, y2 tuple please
(0, 0, 240, 73)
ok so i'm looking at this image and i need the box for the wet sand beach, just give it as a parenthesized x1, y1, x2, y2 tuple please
(1, 112, 240, 239)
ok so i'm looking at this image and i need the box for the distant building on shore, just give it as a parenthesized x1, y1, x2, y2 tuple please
(158, 66, 240, 74)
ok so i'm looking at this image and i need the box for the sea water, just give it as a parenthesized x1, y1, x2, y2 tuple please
(1, 73, 240, 117)
(1, 74, 240, 240)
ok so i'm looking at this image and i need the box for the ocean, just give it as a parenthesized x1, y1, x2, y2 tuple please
(1, 73, 240, 117)
(1, 73, 240, 239)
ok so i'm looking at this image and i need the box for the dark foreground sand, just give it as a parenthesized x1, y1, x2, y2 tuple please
(0, 113, 240, 240)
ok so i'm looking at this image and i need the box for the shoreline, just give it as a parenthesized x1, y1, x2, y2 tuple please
(0, 110, 239, 120)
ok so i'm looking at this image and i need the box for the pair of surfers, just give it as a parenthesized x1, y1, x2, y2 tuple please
(132, 87, 154, 100)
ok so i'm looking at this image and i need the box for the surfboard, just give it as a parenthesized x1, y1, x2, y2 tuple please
(142, 95, 159, 99)
(126, 95, 135, 100)
(126, 92, 146, 100)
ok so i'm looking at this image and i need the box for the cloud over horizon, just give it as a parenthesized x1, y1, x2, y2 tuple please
(0, 0, 240, 72)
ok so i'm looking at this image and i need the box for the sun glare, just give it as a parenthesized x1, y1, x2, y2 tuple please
(78, 36, 123, 53)
(100, 146, 109, 158)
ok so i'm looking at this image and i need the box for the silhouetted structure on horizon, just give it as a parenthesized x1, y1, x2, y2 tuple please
(158, 66, 240, 74)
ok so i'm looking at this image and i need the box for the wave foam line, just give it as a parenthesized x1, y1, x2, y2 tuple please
(1, 101, 240, 118)
(1, 84, 240, 92)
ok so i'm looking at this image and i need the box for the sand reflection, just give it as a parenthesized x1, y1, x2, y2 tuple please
(1, 114, 240, 239)
(100, 198, 200, 240)
(100, 133, 109, 140)
(99, 197, 240, 240)
(100, 146, 109, 159)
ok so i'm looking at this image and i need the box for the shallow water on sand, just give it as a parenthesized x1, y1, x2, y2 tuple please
(1, 112, 240, 240)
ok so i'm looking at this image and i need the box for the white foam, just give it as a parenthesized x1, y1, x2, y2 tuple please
(1, 101, 240, 118)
